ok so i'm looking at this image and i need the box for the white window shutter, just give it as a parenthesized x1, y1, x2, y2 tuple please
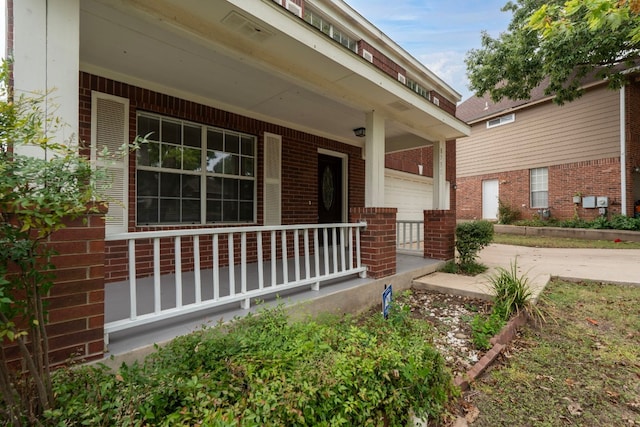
(263, 133, 282, 226)
(91, 92, 129, 235)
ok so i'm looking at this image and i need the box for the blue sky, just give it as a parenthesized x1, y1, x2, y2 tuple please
(345, 0, 513, 101)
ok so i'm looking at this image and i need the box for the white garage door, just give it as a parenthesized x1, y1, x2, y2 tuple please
(384, 169, 449, 221)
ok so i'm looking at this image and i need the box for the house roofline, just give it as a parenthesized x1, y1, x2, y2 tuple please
(465, 80, 609, 125)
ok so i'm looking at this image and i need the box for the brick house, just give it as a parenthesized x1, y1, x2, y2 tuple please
(6, 0, 468, 363)
(456, 76, 640, 222)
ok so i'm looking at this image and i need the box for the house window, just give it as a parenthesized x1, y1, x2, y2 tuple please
(303, 8, 358, 52)
(486, 113, 515, 129)
(530, 167, 548, 208)
(136, 113, 256, 225)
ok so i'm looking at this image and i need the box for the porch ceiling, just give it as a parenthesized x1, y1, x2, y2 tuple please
(80, 0, 468, 149)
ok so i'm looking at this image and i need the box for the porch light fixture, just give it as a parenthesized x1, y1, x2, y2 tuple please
(353, 127, 366, 137)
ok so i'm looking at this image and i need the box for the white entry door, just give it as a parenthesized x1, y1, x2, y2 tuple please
(482, 179, 499, 220)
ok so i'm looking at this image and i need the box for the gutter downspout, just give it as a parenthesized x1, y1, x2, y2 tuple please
(620, 86, 627, 215)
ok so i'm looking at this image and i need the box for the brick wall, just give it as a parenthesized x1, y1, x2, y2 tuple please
(429, 90, 456, 116)
(2, 208, 107, 366)
(357, 40, 407, 82)
(385, 146, 434, 176)
(423, 210, 456, 260)
(456, 157, 623, 221)
(78, 73, 365, 283)
(350, 207, 397, 278)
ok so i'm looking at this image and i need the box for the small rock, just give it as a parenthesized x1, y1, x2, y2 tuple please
(455, 333, 468, 340)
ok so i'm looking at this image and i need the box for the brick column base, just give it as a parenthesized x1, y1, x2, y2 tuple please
(424, 210, 456, 261)
(350, 207, 397, 279)
(3, 208, 107, 367)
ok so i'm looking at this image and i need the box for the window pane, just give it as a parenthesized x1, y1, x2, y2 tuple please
(223, 201, 238, 222)
(239, 201, 253, 222)
(226, 133, 240, 154)
(223, 178, 239, 199)
(208, 129, 223, 151)
(206, 200, 222, 222)
(206, 176, 223, 199)
(160, 172, 181, 197)
(137, 170, 159, 197)
(183, 124, 201, 147)
(241, 157, 254, 177)
(182, 174, 201, 198)
(137, 141, 160, 167)
(162, 120, 181, 144)
(159, 199, 180, 222)
(161, 145, 182, 169)
(183, 147, 201, 171)
(240, 180, 254, 201)
(206, 151, 226, 173)
(223, 155, 239, 175)
(241, 136, 254, 156)
(137, 198, 158, 224)
(182, 200, 200, 223)
(138, 115, 159, 141)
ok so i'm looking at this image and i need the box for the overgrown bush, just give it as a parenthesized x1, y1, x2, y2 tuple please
(456, 221, 494, 266)
(0, 59, 140, 425)
(45, 304, 457, 426)
(497, 199, 520, 224)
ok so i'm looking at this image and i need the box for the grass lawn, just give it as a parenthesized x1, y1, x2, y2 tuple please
(493, 233, 640, 249)
(465, 279, 640, 426)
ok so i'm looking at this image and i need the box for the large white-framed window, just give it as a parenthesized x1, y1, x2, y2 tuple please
(530, 167, 548, 208)
(136, 112, 256, 225)
(486, 113, 515, 129)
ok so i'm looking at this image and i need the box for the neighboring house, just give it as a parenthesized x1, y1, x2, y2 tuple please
(7, 0, 468, 363)
(456, 76, 640, 222)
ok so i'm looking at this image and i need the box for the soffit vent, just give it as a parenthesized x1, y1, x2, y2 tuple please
(388, 100, 412, 112)
(222, 11, 274, 42)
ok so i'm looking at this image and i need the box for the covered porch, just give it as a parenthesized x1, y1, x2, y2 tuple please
(104, 237, 443, 360)
(9, 0, 469, 365)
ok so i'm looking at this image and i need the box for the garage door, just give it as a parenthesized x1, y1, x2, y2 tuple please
(384, 169, 449, 220)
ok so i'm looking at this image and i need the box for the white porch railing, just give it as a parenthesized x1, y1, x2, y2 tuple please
(103, 222, 367, 342)
(396, 220, 424, 254)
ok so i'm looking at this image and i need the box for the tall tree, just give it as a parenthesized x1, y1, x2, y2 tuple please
(466, 0, 640, 104)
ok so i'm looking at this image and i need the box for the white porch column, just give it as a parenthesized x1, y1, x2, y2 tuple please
(13, 0, 80, 157)
(364, 110, 386, 207)
(432, 139, 447, 209)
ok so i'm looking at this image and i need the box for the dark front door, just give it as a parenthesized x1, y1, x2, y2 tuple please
(318, 154, 343, 244)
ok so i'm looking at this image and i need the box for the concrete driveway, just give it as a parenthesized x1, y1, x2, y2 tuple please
(479, 243, 640, 286)
(413, 243, 640, 301)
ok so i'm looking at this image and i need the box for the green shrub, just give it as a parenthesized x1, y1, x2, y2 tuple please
(470, 312, 505, 350)
(46, 304, 456, 426)
(456, 221, 494, 266)
(488, 259, 533, 320)
(609, 214, 640, 231)
(470, 259, 544, 350)
(497, 199, 520, 224)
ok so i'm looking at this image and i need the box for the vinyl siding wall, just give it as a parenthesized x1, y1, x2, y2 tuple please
(457, 85, 620, 178)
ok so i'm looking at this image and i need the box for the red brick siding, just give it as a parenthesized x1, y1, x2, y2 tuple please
(357, 40, 406, 81)
(78, 73, 365, 283)
(456, 158, 623, 221)
(385, 146, 434, 176)
(2, 209, 106, 366)
(423, 210, 456, 260)
(349, 207, 397, 278)
(429, 90, 456, 116)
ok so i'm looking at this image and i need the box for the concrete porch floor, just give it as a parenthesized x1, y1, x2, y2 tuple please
(103, 252, 443, 365)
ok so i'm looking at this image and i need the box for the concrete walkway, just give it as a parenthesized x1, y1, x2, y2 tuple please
(414, 243, 640, 300)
